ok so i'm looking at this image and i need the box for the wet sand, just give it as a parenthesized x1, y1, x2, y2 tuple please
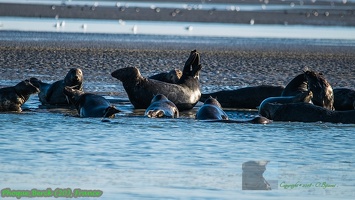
(0, 32, 354, 97)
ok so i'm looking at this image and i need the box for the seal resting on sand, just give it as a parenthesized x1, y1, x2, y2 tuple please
(196, 97, 272, 124)
(63, 86, 121, 118)
(149, 69, 182, 84)
(281, 73, 308, 96)
(259, 102, 355, 124)
(333, 88, 355, 110)
(304, 70, 334, 110)
(199, 85, 284, 109)
(111, 50, 202, 111)
(0, 79, 39, 112)
(145, 94, 179, 118)
(32, 68, 83, 105)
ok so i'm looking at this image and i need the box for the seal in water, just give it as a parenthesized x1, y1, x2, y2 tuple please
(33, 68, 84, 105)
(149, 69, 182, 84)
(0, 79, 39, 112)
(111, 50, 202, 111)
(333, 88, 355, 110)
(145, 94, 179, 118)
(258, 90, 313, 116)
(281, 73, 308, 96)
(63, 86, 121, 118)
(259, 102, 355, 124)
(199, 85, 284, 109)
(304, 70, 334, 110)
(197, 97, 272, 124)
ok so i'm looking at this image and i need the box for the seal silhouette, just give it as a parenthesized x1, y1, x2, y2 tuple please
(304, 70, 334, 110)
(33, 68, 84, 105)
(199, 85, 284, 109)
(197, 97, 272, 124)
(145, 94, 179, 118)
(149, 69, 182, 84)
(259, 102, 355, 124)
(0, 79, 39, 112)
(333, 88, 355, 110)
(63, 86, 121, 118)
(111, 50, 202, 111)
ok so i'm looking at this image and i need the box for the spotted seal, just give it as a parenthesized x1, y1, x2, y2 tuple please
(0, 79, 39, 112)
(144, 94, 179, 118)
(111, 50, 202, 111)
(63, 86, 121, 118)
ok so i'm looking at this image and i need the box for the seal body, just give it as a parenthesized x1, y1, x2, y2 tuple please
(196, 97, 229, 120)
(63, 86, 120, 118)
(0, 79, 39, 112)
(281, 73, 308, 96)
(35, 68, 83, 105)
(304, 70, 334, 110)
(199, 85, 284, 109)
(333, 88, 355, 110)
(149, 69, 182, 84)
(260, 102, 355, 124)
(145, 94, 179, 118)
(111, 50, 202, 111)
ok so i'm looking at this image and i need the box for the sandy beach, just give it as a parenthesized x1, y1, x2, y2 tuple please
(0, 31, 354, 98)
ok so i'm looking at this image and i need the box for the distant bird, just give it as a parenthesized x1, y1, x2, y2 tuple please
(186, 26, 193, 31)
(132, 25, 138, 34)
(60, 21, 65, 27)
(82, 24, 87, 29)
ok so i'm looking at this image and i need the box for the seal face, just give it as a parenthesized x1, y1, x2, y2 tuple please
(196, 97, 229, 120)
(0, 79, 39, 112)
(333, 88, 355, 110)
(63, 86, 120, 118)
(200, 85, 285, 109)
(111, 50, 202, 111)
(259, 102, 355, 124)
(35, 68, 84, 105)
(145, 94, 179, 118)
(304, 70, 334, 110)
(149, 69, 182, 84)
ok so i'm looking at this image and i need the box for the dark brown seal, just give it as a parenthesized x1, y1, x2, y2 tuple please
(260, 102, 355, 124)
(149, 69, 182, 84)
(281, 73, 308, 96)
(32, 68, 84, 105)
(145, 94, 179, 118)
(304, 70, 334, 110)
(111, 50, 202, 111)
(199, 85, 285, 109)
(0, 79, 39, 112)
(63, 86, 120, 118)
(333, 88, 355, 110)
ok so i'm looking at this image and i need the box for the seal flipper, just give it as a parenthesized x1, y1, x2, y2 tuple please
(103, 105, 121, 118)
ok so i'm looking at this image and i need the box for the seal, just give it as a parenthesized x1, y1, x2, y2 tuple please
(333, 88, 355, 110)
(259, 102, 355, 124)
(144, 94, 179, 118)
(149, 69, 182, 84)
(281, 73, 308, 96)
(63, 86, 121, 118)
(33, 68, 83, 105)
(111, 50, 202, 111)
(197, 97, 272, 124)
(304, 70, 334, 110)
(0, 79, 39, 112)
(199, 85, 285, 109)
(258, 90, 313, 116)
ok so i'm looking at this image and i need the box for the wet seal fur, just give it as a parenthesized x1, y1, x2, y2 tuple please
(145, 94, 179, 118)
(333, 88, 355, 110)
(63, 86, 121, 118)
(304, 70, 334, 110)
(260, 102, 355, 124)
(149, 69, 182, 84)
(33, 68, 84, 105)
(197, 97, 272, 124)
(111, 50, 202, 111)
(281, 73, 308, 96)
(199, 85, 284, 109)
(0, 79, 39, 112)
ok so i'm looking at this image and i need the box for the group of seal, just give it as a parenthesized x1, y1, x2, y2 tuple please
(1, 49, 354, 124)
